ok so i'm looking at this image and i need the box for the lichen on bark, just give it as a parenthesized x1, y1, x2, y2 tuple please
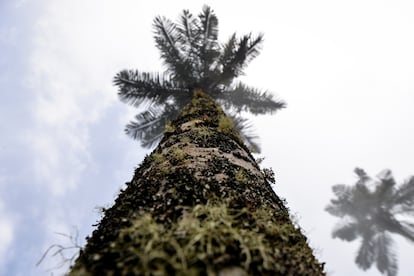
(70, 89, 325, 275)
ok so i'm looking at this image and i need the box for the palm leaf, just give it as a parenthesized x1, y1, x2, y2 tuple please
(354, 167, 371, 185)
(355, 232, 376, 270)
(197, 6, 219, 53)
(378, 216, 414, 242)
(114, 70, 188, 107)
(196, 6, 220, 84)
(325, 185, 355, 218)
(198, 5, 219, 43)
(332, 184, 353, 199)
(325, 203, 346, 218)
(374, 169, 396, 204)
(153, 16, 194, 84)
(125, 104, 181, 148)
(398, 221, 414, 242)
(125, 106, 166, 141)
(177, 9, 198, 51)
(218, 82, 286, 115)
(219, 34, 264, 85)
(233, 34, 264, 74)
(227, 114, 260, 153)
(240, 33, 264, 64)
(393, 176, 414, 211)
(375, 232, 398, 276)
(353, 181, 371, 202)
(332, 218, 359, 241)
(213, 33, 238, 86)
(176, 10, 200, 72)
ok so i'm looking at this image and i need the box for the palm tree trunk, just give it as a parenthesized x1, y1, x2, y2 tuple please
(70, 89, 325, 275)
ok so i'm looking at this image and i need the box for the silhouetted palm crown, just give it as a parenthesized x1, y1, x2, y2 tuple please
(326, 168, 414, 276)
(114, 6, 285, 151)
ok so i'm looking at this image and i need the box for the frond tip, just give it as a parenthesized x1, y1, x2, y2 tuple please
(218, 82, 286, 115)
(332, 219, 359, 241)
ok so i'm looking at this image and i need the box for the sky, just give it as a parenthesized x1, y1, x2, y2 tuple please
(1, 0, 413, 275)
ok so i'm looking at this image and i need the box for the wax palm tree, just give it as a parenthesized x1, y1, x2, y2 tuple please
(114, 5, 285, 152)
(326, 168, 414, 276)
(69, 7, 326, 274)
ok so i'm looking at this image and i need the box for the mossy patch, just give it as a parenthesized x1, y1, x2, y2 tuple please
(218, 115, 234, 134)
(168, 145, 187, 163)
(235, 168, 248, 184)
(164, 122, 176, 134)
(151, 152, 165, 164)
(71, 203, 324, 275)
(180, 135, 191, 144)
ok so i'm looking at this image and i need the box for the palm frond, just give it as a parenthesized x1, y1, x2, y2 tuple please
(177, 10, 199, 60)
(325, 203, 346, 218)
(114, 70, 188, 107)
(153, 16, 194, 84)
(153, 16, 181, 60)
(354, 167, 371, 185)
(377, 216, 414, 242)
(377, 169, 394, 183)
(392, 176, 414, 209)
(218, 34, 264, 86)
(218, 83, 286, 115)
(232, 33, 264, 74)
(196, 6, 220, 83)
(220, 34, 237, 61)
(227, 113, 260, 153)
(125, 103, 182, 148)
(325, 185, 354, 217)
(198, 5, 219, 43)
(353, 180, 371, 200)
(332, 219, 359, 241)
(394, 204, 414, 216)
(374, 169, 396, 204)
(355, 233, 376, 270)
(213, 33, 238, 86)
(397, 221, 414, 242)
(240, 33, 264, 64)
(376, 232, 398, 276)
(125, 106, 166, 140)
(332, 184, 353, 199)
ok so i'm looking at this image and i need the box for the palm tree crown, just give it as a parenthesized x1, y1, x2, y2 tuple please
(114, 5, 285, 151)
(326, 168, 414, 276)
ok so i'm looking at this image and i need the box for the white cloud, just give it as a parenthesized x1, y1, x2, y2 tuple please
(26, 0, 190, 196)
(27, 0, 144, 195)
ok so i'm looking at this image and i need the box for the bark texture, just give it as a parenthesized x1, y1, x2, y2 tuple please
(70, 89, 325, 275)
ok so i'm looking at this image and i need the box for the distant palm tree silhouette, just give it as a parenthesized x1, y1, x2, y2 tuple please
(326, 168, 414, 276)
(113, 5, 285, 151)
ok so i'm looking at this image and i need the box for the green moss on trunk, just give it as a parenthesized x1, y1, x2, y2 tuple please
(70, 89, 325, 275)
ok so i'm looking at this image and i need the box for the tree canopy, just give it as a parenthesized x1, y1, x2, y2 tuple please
(326, 168, 414, 276)
(114, 5, 285, 151)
